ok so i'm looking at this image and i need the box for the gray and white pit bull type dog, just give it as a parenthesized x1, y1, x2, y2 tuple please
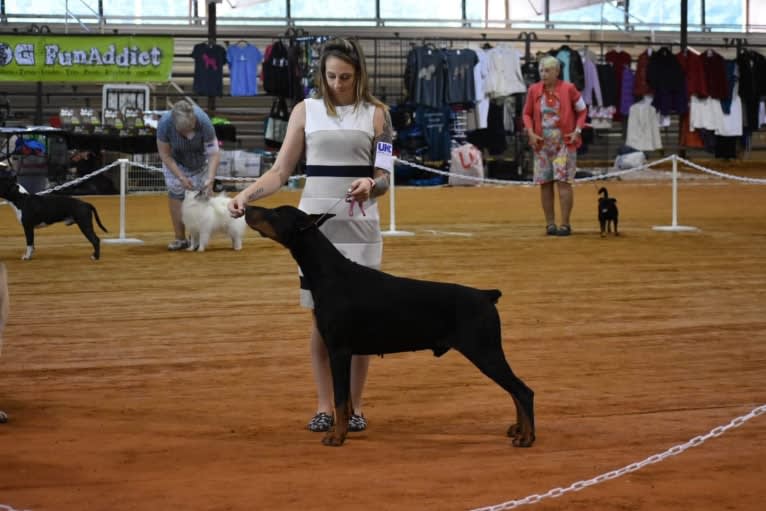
(0, 176, 108, 260)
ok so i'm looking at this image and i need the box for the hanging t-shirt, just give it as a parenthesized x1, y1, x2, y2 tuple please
(605, 49, 631, 119)
(405, 46, 447, 108)
(227, 43, 263, 96)
(472, 47, 490, 129)
(192, 43, 227, 97)
(485, 45, 526, 97)
(415, 105, 452, 161)
(445, 49, 478, 105)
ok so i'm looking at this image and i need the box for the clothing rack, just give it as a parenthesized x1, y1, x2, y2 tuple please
(723, 37, 749, 55)
(451, 109, 468, 142)
(516, 31, 538, 64)
(30, 29, 766, 51)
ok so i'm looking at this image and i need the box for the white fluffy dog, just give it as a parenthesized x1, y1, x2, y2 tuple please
(181, 190, 246, 252)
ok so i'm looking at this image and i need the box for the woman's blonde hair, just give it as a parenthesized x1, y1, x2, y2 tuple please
(538, 55, 561, 73)
(314, 37, 385, 116)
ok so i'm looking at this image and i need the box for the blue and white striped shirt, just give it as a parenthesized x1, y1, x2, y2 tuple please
(156, 106, 217, 173)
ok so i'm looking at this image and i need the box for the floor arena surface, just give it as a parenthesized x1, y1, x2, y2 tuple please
(0, 175, 764, 511)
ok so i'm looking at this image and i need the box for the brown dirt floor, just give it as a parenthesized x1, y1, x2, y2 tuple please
(1, 172, 765, 511)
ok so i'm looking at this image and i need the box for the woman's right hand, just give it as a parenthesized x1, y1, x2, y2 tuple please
(180, 175, 194, 190)
(527, 131, 543, 149)
(228, 193, 247, 218)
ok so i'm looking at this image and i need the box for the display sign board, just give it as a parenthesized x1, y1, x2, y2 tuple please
(0, 35, 173, 82)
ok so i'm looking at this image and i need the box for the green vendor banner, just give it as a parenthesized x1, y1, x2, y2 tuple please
(0, 35, 173, 82)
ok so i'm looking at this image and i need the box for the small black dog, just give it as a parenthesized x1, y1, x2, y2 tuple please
(598, 187, 619, 237)
(0, 175, 108, 260)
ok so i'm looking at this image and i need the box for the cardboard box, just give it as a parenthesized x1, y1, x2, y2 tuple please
(233, 150, 261, 178)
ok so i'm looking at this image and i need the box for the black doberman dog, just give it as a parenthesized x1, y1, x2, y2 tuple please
(244, 205, 535, 448)
(0, 175, 108, 260)
(598, 187, 619, 237)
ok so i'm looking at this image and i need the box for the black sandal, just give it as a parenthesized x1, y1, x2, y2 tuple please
(307, 412, 333, 432)
(556, 225, 572, 236)
(348, 413, 367, 432)
(546, 224, 558, 236)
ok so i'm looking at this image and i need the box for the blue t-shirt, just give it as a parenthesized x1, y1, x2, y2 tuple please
(156, 105, 217, 173)
(556, 50, 572, 83)
(415, 105, 452, 162)
(227, 43, 263, 96)
(445, 49, 478, 104)
(406, 46, 447, 108)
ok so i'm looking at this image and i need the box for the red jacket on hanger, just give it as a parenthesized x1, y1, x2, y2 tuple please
(676, 49, 708, 98)
(701, 49, 729, 100)
(633, 50, 654, 97)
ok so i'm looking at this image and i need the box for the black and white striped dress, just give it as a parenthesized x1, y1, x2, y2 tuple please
(298, 98, 381, 308)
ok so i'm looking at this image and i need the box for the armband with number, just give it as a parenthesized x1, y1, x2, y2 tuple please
(204, 138, 220, 156)
(374, 141, 393, 173)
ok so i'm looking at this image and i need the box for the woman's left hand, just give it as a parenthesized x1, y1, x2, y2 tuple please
(203, 178, 215, 196)
(565, 131, 580, 144)
(347, 177, 375, 203)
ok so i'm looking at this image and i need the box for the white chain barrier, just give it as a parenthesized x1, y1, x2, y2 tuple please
(126, 159, 162, 174)
(395, 154, 766, 186)
(35, 160, 122, 196)
(0, 504, 30, 511)
(676, 156, 766, 184)
(6, 154, 764, 199)
(124, 154, 766, 187)
(394, 155, 677, 186)
(570, 155, 675, 182)
(468, 404, 766, 511)
(126, 160, 274, 184)
(1, 161, 122, 208)
(120, 156, 670, 186)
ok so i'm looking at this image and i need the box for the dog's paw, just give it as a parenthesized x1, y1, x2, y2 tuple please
(508, 423, 535, 447)
(512, 433, 535, 448)
(321, 432, 346, 447)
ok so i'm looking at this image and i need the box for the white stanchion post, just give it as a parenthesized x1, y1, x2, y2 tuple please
(382, 166, 414, 237)
(652, 154, 699, 233)
(102, 158, 144, 245)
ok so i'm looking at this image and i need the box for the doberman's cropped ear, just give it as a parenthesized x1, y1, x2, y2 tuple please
(306, 213, 335, 229)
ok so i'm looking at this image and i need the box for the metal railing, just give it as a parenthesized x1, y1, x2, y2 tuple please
(1, 11, 761, 34)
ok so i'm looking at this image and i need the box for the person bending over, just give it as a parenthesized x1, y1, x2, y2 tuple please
(157, 100, 221, 250)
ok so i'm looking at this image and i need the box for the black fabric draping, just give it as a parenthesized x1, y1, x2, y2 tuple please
(736, 49, 766, 130)
(64, 125, 236, 153)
